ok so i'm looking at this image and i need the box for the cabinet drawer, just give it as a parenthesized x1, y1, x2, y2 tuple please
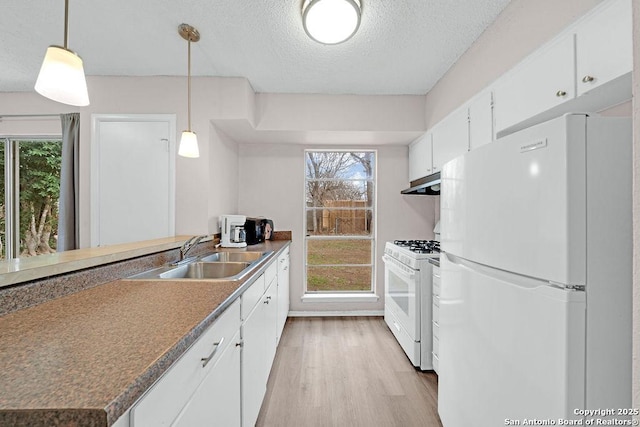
(278, 250, 289, 272)
(432, 319, 439, 341)
(265, 260, 277, 287)
(432, 274, 440, 297)
(433, 335, 440, 357)
(432, 353, 440, 374)
(242, 274, 266, 320)
(432, 302, 439, 324)
(131, 299, 241, 427)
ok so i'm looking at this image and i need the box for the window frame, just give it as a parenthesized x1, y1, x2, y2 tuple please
(303, 149, 377, 296)
(1, 135, 62, 260)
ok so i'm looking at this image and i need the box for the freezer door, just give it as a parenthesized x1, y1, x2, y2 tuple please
(441, 114, 587, 286)
(438, 254, 586, 427)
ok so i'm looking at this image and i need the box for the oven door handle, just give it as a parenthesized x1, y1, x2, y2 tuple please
(382, 255, 416, 281)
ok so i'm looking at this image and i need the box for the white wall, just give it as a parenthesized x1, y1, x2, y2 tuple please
(238, 144, 435, 313)
(0, 76, 248, 246)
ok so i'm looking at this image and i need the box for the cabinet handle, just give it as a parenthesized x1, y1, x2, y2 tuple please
(264, 296, 271, 304)
(235, 341, 243, 348)
(582, 75, 594, 83)
(556, 90, 567, 97)
(201, 337, 224, 367)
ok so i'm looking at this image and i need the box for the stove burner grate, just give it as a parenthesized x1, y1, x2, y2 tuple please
(393, 239, 440, 253)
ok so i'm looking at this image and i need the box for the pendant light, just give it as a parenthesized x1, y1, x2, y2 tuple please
(178, 24, 200, 158)
(302, 0, 361, 45)
(34, 0, 89, 106)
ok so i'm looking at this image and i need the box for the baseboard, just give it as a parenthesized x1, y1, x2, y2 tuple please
(287, 310, 384, 317)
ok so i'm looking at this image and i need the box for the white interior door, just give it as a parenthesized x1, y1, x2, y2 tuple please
(91, 114, 176, 247)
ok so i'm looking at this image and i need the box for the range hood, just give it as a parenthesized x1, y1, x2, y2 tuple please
(401, 171, 441, 195)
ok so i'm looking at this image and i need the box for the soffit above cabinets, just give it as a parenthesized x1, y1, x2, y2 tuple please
(2, 0, 511, 95)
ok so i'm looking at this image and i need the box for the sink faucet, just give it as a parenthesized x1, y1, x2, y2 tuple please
(178, 235, 206, 263)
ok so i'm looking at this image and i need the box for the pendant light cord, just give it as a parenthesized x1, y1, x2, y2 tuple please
(187, 37, 191, 132)
(63, 0, 69, 49)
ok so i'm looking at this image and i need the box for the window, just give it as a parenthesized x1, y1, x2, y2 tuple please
(304, 150, 376, 293)
(0, 138, 62, 260)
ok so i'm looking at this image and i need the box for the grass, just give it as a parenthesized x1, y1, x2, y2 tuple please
(306, 239, 372, 291)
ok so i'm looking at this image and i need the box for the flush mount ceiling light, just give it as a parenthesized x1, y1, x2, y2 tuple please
(178, 23, 200, 158)
(302, 0, 361, 45)
(34, 0, 89, 106)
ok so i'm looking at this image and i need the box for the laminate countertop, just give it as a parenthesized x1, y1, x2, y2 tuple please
(0, 240, 290, 427)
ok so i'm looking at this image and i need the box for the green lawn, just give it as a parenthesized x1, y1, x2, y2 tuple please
(306, 239, 372, 291)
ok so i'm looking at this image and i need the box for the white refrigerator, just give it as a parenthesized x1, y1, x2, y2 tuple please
(438, 114, 632, 426)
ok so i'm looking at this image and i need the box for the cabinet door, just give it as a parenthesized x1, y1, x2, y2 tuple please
(468, 90, 493, 150)
(493, 34, 575, 134)
(242, 300, 267, 427)
(576, 0, 632, 96)
(131, 300, 240, 427)
(264, 279, 278, 369)
(172, 330, 242, 427)
(432, 107, 469, 173)
(408, 133, 433, 181)
(276, 250, 290, 344)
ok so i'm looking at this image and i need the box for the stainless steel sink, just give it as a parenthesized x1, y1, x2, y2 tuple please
(160, 262, 251, 279)
(128, 250, 273, 281)
(199, 251, 266, 263)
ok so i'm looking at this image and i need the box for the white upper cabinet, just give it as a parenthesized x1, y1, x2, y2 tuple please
(493, 0, 632, 137)
(432, 107, 469, 173)
(408, 133, 433, 181)
(468, 90, 494, 150)
(493, 34, 575, 135)
(575, 0, 632, 96)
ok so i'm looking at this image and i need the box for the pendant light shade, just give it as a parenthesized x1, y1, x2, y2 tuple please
(35, 0, 90, 106)
(302, 0, 361, 45)
(178, 131, 199, 158)
(178, 24, 200, 158)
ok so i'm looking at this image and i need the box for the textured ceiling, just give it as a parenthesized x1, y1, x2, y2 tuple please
(1, 0, 511, 95)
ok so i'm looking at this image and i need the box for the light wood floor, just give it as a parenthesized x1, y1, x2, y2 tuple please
(256, 317, 443, 427)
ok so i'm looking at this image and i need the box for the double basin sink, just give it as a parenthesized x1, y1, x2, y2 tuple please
(129, 250, 273, 281)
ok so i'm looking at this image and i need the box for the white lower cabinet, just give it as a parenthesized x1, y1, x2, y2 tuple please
(241, 273, 276, 427)
(172, 329, 242, 427)
(276, 248, 290, 344)
(130, 299, 241, 427)
(431, 265, 441, 375)
(128, 248, 290, 427)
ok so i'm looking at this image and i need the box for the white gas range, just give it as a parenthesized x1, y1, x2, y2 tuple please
(382, 240, 440, 370)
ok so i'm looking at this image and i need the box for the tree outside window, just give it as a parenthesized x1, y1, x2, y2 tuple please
(0, 139, 62, 260)
(305, 151, 376, 292)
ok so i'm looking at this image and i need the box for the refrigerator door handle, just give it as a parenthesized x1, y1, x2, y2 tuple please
(444, 252, 583, 294)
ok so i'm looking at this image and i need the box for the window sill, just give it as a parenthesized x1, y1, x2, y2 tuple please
(301, 293, 380, 304)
